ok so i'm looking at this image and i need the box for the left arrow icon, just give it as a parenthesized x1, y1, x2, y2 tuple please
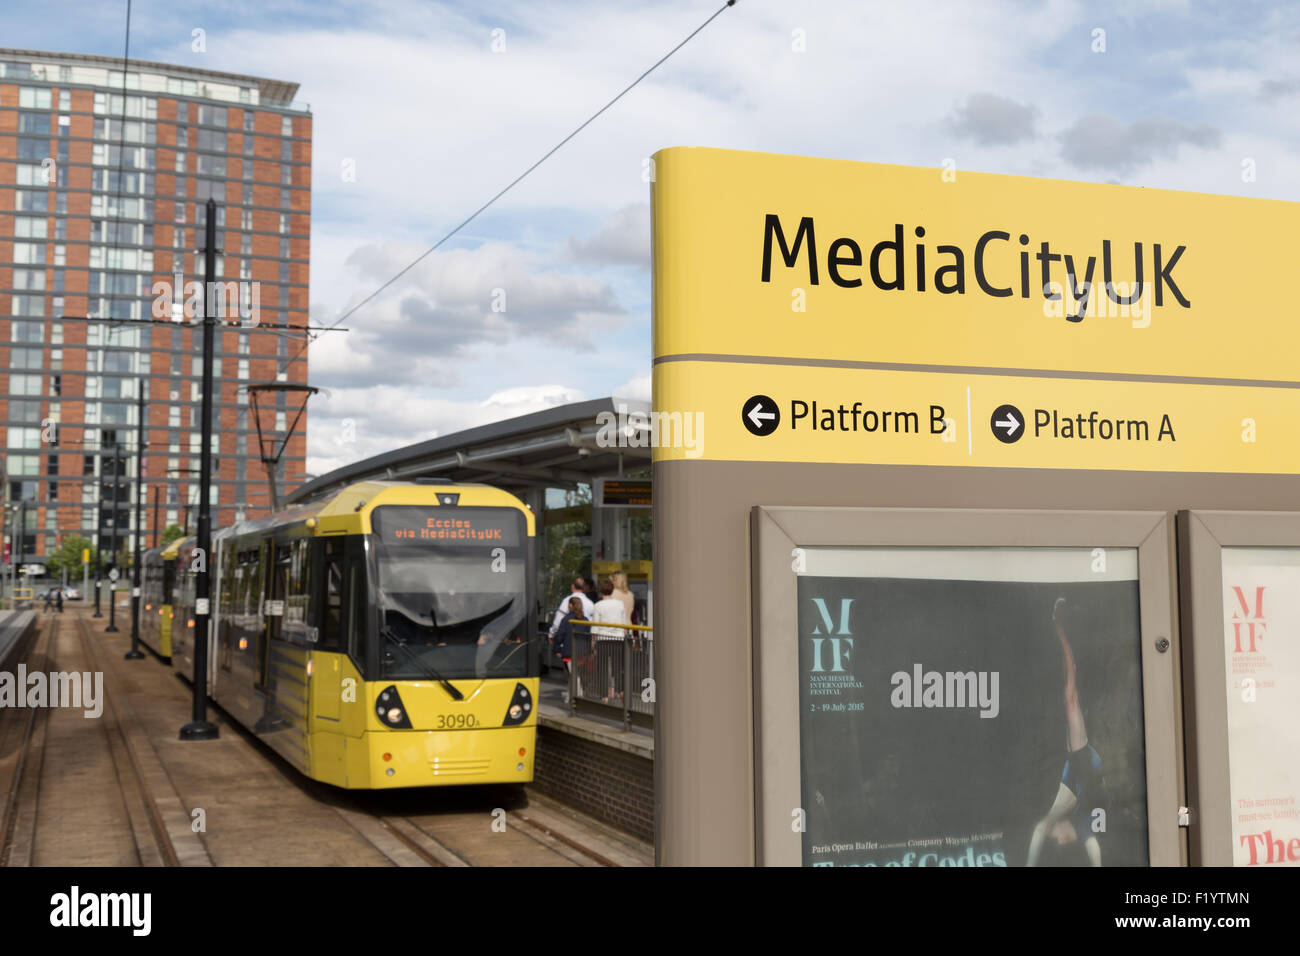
(742, 395, 780, 436)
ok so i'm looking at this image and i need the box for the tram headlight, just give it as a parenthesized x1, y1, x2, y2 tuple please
(376, 686, 413, 729)
(502, 682, 532, 726)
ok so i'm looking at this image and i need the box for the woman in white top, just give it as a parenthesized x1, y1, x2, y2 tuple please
(610, 571, 636, 624)
(590, 578, 629, 702)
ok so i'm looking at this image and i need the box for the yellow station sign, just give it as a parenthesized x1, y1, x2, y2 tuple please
(651, 148, 1300, 472)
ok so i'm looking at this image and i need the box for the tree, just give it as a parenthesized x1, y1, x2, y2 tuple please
(160, 524, 186, 546)
(542, 484, 593, 615)
(46, 535, 97, 578)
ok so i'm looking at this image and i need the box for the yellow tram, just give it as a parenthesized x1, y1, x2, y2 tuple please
(140, 538, 182, 659)
(169, 480, 539, 789)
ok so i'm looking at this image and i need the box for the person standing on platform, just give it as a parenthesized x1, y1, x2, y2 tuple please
(590, 577, 630, 703)
(548, 577, 594, 640)
(611, 572, 636, 625)
(55, 589, 63, 613)
(552, 595, 585, 703)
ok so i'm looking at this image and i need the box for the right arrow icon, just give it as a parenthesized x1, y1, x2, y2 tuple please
(990, 404, 1024, 444)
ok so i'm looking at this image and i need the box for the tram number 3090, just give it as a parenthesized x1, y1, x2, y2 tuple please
(436, 713, 478, 729)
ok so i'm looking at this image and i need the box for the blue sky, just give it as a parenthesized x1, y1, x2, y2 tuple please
(7, 0, 1300, 475)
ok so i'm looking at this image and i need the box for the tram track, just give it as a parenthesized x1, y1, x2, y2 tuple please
(3, 611, 649, 868)
(71, 611, 182, 867)
(0, 616, 54, 866)
(1, 612, 190, 867)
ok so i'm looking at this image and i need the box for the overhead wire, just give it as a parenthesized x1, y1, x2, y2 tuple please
(290, 0, 740, 366)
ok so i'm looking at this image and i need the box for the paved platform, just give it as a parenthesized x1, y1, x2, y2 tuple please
(537, 675, 653, 758)
(0, 608, 652, 867)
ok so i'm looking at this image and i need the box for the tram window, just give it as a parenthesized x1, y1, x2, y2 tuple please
(319, 557, 343, 650)
(284, 538, 311, 645)
(346, 559, 364, 663)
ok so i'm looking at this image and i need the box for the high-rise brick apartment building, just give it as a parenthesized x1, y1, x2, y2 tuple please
(0, 49, 311, 568)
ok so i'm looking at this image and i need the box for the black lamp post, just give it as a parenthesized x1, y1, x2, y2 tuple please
(126, 379, 146, 660)
(180, 198, 220, 741)
(105, 442, 121, 633)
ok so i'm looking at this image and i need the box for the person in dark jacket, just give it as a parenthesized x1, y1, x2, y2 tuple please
(552, 595, 586, 702)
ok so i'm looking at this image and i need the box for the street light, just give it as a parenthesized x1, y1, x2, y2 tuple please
(126, 380, 146, 660)
(104, 441, 122, 633)
(179, 198, 220, 742)
(4, 501, 27, 604)
(60, 435, 110, 620)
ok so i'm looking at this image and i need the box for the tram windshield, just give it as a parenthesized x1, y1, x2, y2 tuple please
(370, 505, 529, 681)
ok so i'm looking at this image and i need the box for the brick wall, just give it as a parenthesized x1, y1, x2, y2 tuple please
(532, 723, 654, 844)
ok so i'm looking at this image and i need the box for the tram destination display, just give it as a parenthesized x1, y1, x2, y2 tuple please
(796, 547, 1150, 867)
(370, 506, 523, 546)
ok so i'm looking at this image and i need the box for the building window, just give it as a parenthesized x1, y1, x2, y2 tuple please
(12, 268, 45, 290)
(9, 427, 42, 449)
(14, 217, 47, 238)
(196, 154, 226, 176)
(15, 190, 49, 213)
(195, 129, 226, 151)
(8, 374, 43, 395)
(16, 138, 47, 160)
(10, 295, 46, 316)
(10, 347, 42, 369)
(196, 104, 226, 126)
(18, 113, 50, 134)
(19, 87, 52, 109)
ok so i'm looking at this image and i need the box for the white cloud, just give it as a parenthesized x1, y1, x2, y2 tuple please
(307, 237, 626, 388)
(124, 0, 1300, 485)
(568, 203, 650, 269)
(949, 93, 1039, 146)
(612, 371, 651, 403)
(1058, 114, 1221, 173)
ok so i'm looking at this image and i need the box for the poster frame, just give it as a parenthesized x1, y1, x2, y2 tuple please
(751, 506, 1184, 867)
(1177, 510, 1300, 866)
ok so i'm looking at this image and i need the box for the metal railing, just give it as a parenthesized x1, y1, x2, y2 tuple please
(566, 620, 653, 730)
